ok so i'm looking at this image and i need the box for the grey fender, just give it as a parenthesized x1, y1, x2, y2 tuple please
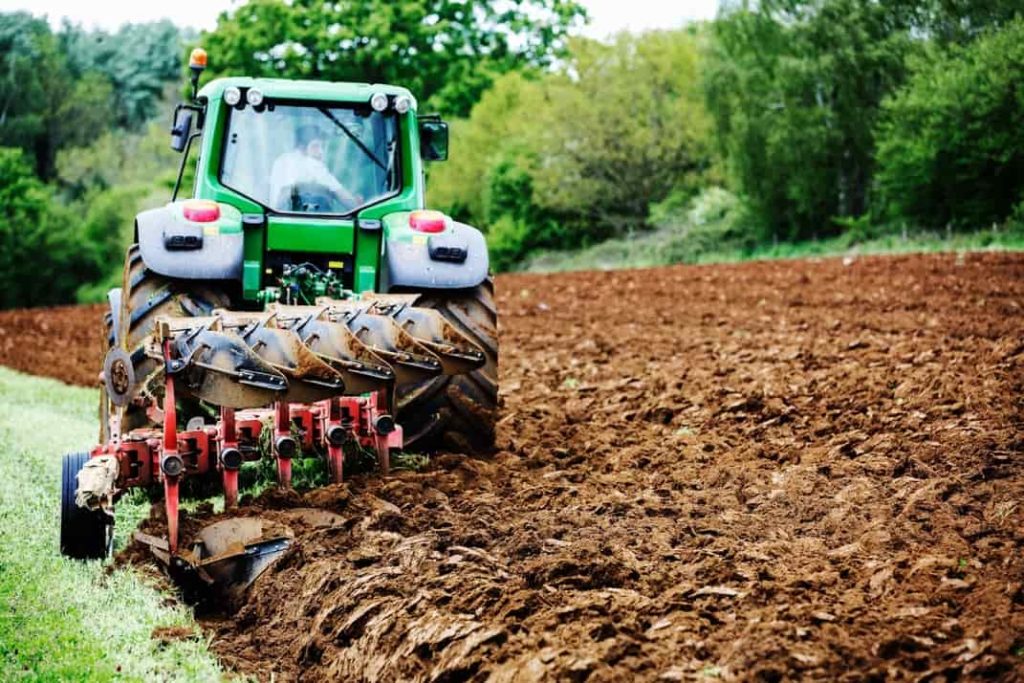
(383, 221, 489, 290)
(136, 206, 243, 280)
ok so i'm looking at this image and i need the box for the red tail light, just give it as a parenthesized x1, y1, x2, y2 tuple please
(182, 200, 220, 223)
(409, 210, 446, 233)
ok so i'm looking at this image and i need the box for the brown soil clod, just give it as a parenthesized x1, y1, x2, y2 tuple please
(3, 253, 1024, 681)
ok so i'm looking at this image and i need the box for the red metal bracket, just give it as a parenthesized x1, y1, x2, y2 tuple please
(91, 372, 401, 555)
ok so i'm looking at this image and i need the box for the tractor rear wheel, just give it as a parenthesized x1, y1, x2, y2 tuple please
(397, 278, 498, 453)
(102, 244, 232, 434)
(60, 452, 113, 560)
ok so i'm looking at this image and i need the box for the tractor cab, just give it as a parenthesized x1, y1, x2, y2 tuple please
(177, 77, 449, 213)
(156, 50, 468, 304)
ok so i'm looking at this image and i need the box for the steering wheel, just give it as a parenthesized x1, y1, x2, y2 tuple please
(283, 182, 342, 213)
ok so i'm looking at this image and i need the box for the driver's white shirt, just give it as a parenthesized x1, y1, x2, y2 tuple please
(269, 151, 345, 209)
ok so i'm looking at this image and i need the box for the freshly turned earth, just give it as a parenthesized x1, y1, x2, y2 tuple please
(0, 303, 105, 387)
(3, 253, 1024, 681)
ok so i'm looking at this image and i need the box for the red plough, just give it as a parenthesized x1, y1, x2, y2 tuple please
(90, 361, 401, 555)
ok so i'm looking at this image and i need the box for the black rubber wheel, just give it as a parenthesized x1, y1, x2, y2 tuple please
(60, 452, 113, 560)
(103, 244, 232, 432)
(396, 278, 498, 453)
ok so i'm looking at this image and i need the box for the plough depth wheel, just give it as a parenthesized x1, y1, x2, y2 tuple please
(60, 452, 113, 560)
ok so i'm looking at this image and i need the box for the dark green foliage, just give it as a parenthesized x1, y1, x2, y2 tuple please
(704, 0, 1023, 242)
(61, 20, 185, 129)
(199, 0, 587, 117)
(875, 18, 1024, 228)
(0, 148, 100, 307)
(0, 13, 182, 179)
(482, 153, 568, 271)
(0, 13, 115, 179)
(0, 11, 192, 309)
(895, 0, 1024, 43)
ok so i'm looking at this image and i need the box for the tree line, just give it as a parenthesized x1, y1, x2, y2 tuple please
(0, 15, 189, 307)
(0, 0, 1021, 307)
(431, 0, 1024, 267)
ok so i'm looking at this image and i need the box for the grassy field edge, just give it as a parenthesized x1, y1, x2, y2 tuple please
(0, 367, 223, 682)
(522, 228, 1024, 274)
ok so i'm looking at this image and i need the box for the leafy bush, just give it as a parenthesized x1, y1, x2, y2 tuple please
(523, 187, 761, 271)
(657, 187, 762, 262)
(429, 29, 714, 269)
(875, 19, 1024, 229)
(72, 185, 158, 303)
(0, 148, 103, 307)
(1006, 198, 1024, 235)
(485, 215, 533, 272)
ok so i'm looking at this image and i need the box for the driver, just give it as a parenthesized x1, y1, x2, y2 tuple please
(269, 125, 359, 211)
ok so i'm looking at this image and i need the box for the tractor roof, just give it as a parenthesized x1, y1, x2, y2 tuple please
(198, 77, 416, 107)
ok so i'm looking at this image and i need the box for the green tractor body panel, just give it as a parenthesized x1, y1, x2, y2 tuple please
(265, 216, 355, 253)
(138, 76, 485, 302)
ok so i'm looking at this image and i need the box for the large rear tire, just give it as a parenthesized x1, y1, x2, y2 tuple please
(396, 278, 498, 453)
(103, 244, 232, 433)
(60, 452, 113, 560)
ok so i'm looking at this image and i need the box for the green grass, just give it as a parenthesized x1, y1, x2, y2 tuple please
(522, 225, 1024, 273)
(0, 367, 223, 682)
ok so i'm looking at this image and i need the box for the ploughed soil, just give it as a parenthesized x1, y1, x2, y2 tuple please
(3, 253, 1024, 681)
(0, 303, 105, 387)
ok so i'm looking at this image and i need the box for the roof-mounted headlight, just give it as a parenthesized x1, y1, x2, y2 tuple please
(394, 95, 412, 114)
(369, 92, 389, 112)
(223, 86, 241, 106)
(245, 88, 264, 107)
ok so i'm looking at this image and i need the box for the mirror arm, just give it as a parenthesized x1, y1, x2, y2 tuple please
(171, 131, 203, 202)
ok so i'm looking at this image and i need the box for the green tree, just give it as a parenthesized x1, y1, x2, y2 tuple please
(704, 0, 917, 240)
(0, 148, 98, 307)
(198, 0, 586, 116)
(429, 29, 714, 267)
(428, 72, 548, 224)
(57, 122, 182, 198)
(60, 20, 185, 129)
(0, 12, 114, 179)
(896, 0, 1023, 43)
(875, 19, 1024, 228)
(531, 31, 712, 232)
(56, 122, 187, 302)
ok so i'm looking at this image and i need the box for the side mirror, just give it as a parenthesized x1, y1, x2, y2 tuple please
(170, 109, 193, 153)
(419, 118, 449, 162)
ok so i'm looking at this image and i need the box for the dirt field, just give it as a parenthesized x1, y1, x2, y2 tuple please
(0, 303, 105, 387)
(3, 253, 1023, 681)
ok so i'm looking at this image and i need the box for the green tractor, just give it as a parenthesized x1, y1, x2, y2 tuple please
(60, 49, 497, 565)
